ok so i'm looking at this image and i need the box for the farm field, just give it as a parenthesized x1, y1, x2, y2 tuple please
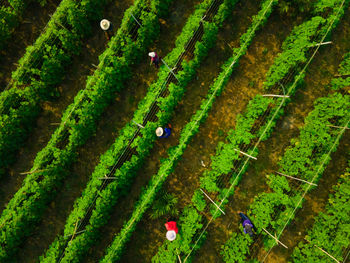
(0, 0, 349, 262)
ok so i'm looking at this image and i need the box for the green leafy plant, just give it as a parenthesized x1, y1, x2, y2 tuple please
(150, 190, 179, 219)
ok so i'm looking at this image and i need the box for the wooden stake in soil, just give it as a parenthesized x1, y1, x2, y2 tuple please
(309, 41, 332, 47)
(304, 238, 340, 263)
(234, 149, 257, 160)
(327, 124, 350, 130)
(20, 169, 46, 175)
(200, 189, 225, 215)
(130, 13, 142, 27)
(262, 228, 288, 249)
(276, 171, 317, 186)
(262, 94, 290, 98)
(161, 58, 181, 83)
(132, 120, 145, 129)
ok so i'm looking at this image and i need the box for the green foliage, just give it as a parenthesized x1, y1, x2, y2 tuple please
(291, 167, 350, 263)
(221, 92, 350, 261)
(0, 0, 172, 261)
(39, 0, 227, 262)
(0, 0, 109, 175)
(221, 233, 252, 263)
(150, 191, 178, 219)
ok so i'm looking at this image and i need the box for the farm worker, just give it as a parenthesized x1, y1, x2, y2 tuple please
(156, 124, 172, 138)
(149, 51, 160, 68)
(100, 19, 113, 40)
(165, 221, 178, 241)
(238, 212, 256, 237)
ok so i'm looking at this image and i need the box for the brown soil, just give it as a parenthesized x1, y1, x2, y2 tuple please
(0, 0, 61, 88)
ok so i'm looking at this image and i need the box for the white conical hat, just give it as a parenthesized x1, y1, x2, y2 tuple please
(166, 230, 176, 241)
(100, 19, 111, 30)
(156, 127, 164, 137)
(148, 52, 156, 58)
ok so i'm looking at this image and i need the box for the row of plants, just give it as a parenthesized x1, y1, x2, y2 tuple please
(0, 0, 173, 261)
(154, 0, 350, 262)
(92, 0, 279, 262)
(331, 51, 350, 91)
(0, 0, 46, 50)
(290, 159, 350, 263)
(38, 0, 232, 262)
(0, 0, 111, 176)
(221, 92, 350, 262)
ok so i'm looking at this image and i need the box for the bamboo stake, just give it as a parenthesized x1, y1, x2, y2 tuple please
(130, 13, 142, 27)
(309, 41, 332, 47)
(262, 94, 290, 98)
(334, 73, 350, 78)
(132, 120, 145, 129)
(327, 124, 350, 130)
(98, 177, 117, 180)
(262, 228, 288, 249)
(161, 59, 181, 83)
(305, 238, 340, 263)
(276, 171, 317, 186)
(234, 149, 257, 160)
(64, 229, 86, 239)
(200, 189, 225, 215)
(20, 169, 46, 175)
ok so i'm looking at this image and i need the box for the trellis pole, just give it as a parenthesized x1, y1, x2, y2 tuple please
(130, 13, 142, 27)
(327, 124, 349, 130)
(276, 171, 317, 186)
(234, 149, 257, 160)
(305, 238, 340, 263)
(262, 94, 290, 98)
(161, 58, 181, 83)
(262, 228, 288, 249)
(200, 189, 225, 215)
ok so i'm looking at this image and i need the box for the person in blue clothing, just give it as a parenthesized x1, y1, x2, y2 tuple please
(238, 212, 256, 237)
(156, 124, 172, 138)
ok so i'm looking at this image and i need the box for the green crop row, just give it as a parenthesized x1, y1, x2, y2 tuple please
(290, 161, 350, 263)
(331, 52, 350, 91)
(38, 0, 229, 262)
(221, 92, 350, 262)
(0, 0, 111, 175)
(151, 1, 349, 262)
(90, 0, 279, 262)
(0, 0, 173, 261)
(0, 0, 45, 49)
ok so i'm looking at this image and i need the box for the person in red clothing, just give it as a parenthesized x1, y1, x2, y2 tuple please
(149, 51, 160, 68)
(165, 221, 178, 241)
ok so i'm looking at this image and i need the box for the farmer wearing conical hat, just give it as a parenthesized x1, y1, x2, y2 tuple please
(165, 220, 178, 241)
(100, 19, 113, 40)
(149, 51, 160, 68)
(156, 124, 172, 139)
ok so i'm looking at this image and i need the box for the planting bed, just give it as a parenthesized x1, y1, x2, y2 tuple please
(0, 0, 349, 262)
